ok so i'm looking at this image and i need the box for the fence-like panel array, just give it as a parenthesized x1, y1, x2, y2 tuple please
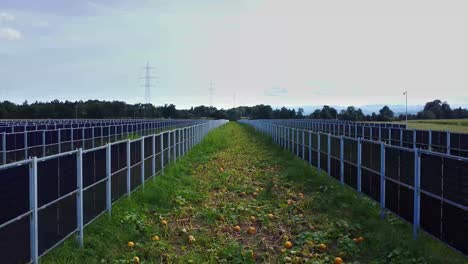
(0, 119, 185, 132)
(1, 120, 200, 165)
(266, 119, 468, 158)
(0, 120, 227, 264)
(240, 120, 467, 255)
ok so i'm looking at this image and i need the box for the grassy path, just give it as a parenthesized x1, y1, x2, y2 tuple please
(44, 123, 465, 264)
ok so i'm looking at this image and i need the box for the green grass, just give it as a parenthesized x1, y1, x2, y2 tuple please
(42, 122, 466, 263)
(392, 119, 468, 133)
(407, 119, 468, 126)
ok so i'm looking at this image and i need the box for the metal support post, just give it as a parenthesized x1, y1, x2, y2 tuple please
(340, 136, 344, 185)
(400, 128, 403, 147)
(327, 134, 331, 175)
(76, 149, 84, 247)
(30, 157, 39, 264)
(141, 138, 145, 188)
(106, 144, 112, 217)
(173, 131, 177, 163)
(82, 128, 85, 149)
(296, 129, 300, 156)
(357, 138, 362, 193)
(42, 130, 46, 157)
(126, 140, 131, 197)
(2, 132, 6, 164)
(428, 130, 432, 151)
(179, 129, 182, 157)
(413, 148, 421, 238)
(152, 135, 156, 179)
(317, 133, 321, 171)
(446, 131, 451, 155)
(388, 128, 391, 144)
(168, 132, 171, 163)
(302, 130, 305, 159)
(309, 132, 312, 164)
(161, 133, 164, 175)
(58, 129, 62, 153)
(24, 132, 28, 159)
(92, 128, 95, 148)
(380, 143, 386, 219)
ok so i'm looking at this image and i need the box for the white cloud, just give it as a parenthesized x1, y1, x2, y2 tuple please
(0, 12, 15, 22)
(0, 27, 22, 40)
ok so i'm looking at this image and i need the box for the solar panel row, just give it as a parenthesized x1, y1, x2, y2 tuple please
(0, 120, 228, 264)
(243, 120, 467, 255)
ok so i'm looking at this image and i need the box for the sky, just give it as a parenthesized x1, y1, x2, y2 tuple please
(1, 0, 468, 109)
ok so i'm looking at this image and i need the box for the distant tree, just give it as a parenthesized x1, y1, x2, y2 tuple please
(212, 109, 228, 119)
(418, 99, 453, 119)
(422, 99, 442, 118)
(378, 106, 394, 121)
(226, 108, 240, 121)
(251, 104, 273, 119)
(440, 102, 452, 119)
(340, 106, 365, 121)
(0, 99, 465, 121)
(320, 106, 337, 119)
(192, 105, 210, 117)
(160, 104, 177, 118)
(297, 108, 304, 119)
(417, 110, 436, 119)
(453, 107, 468, 119)
(273, 107, 295, 119)
(416, 99, 462, 119)
(310, 109, 321, 119)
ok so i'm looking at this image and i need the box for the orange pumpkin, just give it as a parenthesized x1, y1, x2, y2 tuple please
(334, 257, 343, 264)
(317, 243, 327, 251)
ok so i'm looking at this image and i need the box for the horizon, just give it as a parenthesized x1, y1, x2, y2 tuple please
(3, 97, 468, 116)
(1, 1, 468, 109)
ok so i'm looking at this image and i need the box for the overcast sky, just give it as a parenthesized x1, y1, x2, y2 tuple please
(1, 0, 467, 109)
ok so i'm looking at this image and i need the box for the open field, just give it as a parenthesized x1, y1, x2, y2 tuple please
(43, 122, 466, 263)
(385, 119, 468, 133)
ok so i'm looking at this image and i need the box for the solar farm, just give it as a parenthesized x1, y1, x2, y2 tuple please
(0, 119, 228, 263)
(3, 1, 468, 262)
(0, 118, 466, 263)
(241, 120, 467, 254)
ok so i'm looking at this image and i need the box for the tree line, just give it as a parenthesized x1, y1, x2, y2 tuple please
(307, 100, 468, 121)
(0, 99, 466, 121)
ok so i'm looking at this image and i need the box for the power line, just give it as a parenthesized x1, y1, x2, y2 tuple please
(141, 62, 155, 104)
(209, 81, 214, 107)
